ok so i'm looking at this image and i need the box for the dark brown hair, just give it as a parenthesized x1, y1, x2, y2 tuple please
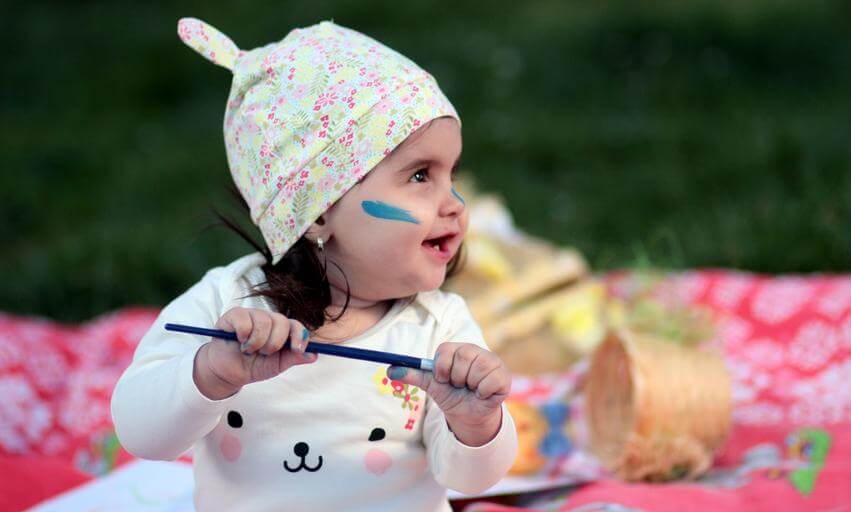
(211, 181, 465, 331)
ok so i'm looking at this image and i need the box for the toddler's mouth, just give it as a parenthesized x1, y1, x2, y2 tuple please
(421, 233, 457, 261)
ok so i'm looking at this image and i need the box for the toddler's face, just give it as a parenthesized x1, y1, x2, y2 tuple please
(319, 117, 467, 300)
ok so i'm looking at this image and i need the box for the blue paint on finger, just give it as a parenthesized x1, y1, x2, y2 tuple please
(387, 366, 408, 380)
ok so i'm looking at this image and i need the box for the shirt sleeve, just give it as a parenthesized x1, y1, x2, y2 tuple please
(421, 293, 518, 495)
(110, 266, 238, 460)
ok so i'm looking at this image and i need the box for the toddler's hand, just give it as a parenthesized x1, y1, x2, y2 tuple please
(387, 342, 510, 446)
(193, 307, 317, 399)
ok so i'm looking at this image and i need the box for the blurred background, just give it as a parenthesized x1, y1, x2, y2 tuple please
(2, 0, 850, 323)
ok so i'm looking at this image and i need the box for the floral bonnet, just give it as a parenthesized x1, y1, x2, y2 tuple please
(177, 18, 460, 263)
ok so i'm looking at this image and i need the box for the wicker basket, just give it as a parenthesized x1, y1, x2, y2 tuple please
(586, 327, 732, 481)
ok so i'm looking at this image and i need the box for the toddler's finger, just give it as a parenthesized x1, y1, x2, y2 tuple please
(433, 342, 460, 384)
(386, 366, 431, 391)
(466, 351, 500, 390)
(215, 308, 252, 344)
(242, 310, 272, 354)
(474, 370, 509, 401)
(287, 319, 310, 353)
(278, 347, 318, 369)
(449, 344, 479, 389)
(259, 313, 291, 355)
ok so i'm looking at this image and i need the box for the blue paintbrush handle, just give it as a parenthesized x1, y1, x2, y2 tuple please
(164, 323, 434, 372)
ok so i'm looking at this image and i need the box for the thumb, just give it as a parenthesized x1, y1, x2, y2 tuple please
(387, 366, 432, 392)
(278, 349, 318, 372)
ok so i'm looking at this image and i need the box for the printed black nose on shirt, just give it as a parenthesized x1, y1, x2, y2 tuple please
(293, 442, 309, 457)
(283, 441, 323, 473)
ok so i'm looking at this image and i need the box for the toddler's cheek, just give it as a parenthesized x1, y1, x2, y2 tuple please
(220, 433, 242, 462)
(364, 448, 392, 475)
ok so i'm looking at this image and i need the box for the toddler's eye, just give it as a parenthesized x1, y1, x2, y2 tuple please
(409, 169, 428, 183)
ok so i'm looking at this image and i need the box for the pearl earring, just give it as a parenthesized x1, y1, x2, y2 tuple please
(317, 237, 324, 252)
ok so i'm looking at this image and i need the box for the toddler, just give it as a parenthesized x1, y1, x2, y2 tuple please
(111, 17, 517, 512)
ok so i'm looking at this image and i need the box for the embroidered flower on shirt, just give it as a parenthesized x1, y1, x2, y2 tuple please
(392, 382, 420, 411)
(371, 368, 423, 429)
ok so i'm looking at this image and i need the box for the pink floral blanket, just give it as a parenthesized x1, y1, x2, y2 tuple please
(1, 271, 850, 511)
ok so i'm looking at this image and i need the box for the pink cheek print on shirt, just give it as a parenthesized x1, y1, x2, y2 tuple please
(220, 433, 243, 462)
(364, 448, 393, 475)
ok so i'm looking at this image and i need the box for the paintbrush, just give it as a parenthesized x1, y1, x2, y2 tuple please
(164, 323, 435, 371)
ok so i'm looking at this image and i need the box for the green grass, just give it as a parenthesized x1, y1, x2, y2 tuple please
(2, 1, 850, 322)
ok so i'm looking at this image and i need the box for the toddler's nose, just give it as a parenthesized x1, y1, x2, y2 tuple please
(440, 186, 466, 217)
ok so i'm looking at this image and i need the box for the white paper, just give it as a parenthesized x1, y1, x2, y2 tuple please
(28, 460, 195, 512)
(447, 473, 581, 499)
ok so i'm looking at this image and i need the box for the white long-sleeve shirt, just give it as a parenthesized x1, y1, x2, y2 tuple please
(111, 252, 517, 512)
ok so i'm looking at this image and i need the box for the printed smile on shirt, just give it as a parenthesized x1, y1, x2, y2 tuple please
(282, 441, 323, 473)
(307, 117, 467, 303)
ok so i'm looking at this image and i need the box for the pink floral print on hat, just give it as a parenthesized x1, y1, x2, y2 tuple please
(177, 18, 460, 263)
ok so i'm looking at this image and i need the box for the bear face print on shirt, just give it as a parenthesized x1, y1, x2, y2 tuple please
(203, 356, 427, 482)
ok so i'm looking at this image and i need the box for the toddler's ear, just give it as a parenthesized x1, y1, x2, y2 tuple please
(305, 216, 332, 245)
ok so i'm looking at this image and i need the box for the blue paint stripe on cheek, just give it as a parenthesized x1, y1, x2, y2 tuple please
(361, 200, 421, 224)
(451, 187, 466, 206)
